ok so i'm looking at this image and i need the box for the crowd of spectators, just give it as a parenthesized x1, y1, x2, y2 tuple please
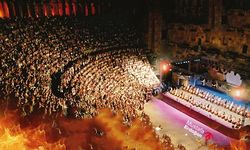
(60, 49, 159, 122)
(0, 16, 160, 125)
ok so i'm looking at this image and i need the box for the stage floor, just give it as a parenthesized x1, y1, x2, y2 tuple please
(144, 97, 233, 150)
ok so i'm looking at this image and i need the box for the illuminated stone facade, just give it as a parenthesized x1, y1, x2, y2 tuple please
(146, 0, 250, 56)
(167, 24, 250, 56)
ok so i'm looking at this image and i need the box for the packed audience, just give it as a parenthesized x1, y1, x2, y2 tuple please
(0, 16, 160, 125)
(60, 49, 159, 121)
(168, 84, 250, 129)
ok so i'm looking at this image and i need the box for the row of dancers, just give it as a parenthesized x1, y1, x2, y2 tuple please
(169, 88, 244, 129)
(182, 84, 249, 117)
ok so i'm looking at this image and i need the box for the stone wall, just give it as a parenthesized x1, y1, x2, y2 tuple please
(167, 23, 250, 56)
(227, 9, 250, 28)
(146, 1, 162, 54)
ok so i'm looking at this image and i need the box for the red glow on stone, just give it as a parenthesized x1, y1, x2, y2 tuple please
(43, 3, 48, 16)
(85, 5, 88, 16)
(50, 1, 55, 16)
(72, 2, 77, 16)
(0, 2, 4, 18)
(58, 1, 63, 16)
(65, 1, 70, 16)
(91, 3, 95, 15)
(3, 1, 9, 18)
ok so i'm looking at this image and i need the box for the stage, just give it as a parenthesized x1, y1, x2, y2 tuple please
(144, 97, 242, 149)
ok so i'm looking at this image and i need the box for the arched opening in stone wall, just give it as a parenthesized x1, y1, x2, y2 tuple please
(242, 44, 248, 54)
(198, 38, 202, 46)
